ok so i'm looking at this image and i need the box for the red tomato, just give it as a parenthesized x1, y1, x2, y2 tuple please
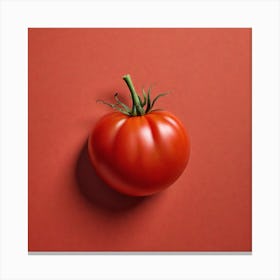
(88, 111, 190, 196)
(88, 74, 190, 196)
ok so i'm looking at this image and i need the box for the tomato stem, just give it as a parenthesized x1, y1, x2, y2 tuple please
(97, 74, 169, 116)
(123, 74, 144, 116)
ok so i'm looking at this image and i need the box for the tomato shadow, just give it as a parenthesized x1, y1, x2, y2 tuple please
(75, 141, 149, 212)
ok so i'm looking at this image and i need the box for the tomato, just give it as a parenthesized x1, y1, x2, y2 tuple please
(88, 75, 190, 196)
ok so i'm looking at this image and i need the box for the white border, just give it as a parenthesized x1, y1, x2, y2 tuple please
(0, 0, 279, 279)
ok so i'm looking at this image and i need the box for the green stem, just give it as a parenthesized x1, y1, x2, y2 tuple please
(123, 74, 144, 116)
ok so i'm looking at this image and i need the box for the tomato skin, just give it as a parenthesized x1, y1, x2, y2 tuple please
(88, 111, 190, 196)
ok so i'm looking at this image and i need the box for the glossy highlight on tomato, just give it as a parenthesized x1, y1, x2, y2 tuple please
(88, 75, 191, 196)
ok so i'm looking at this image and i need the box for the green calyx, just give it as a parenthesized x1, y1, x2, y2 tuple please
(97, 74, 169, 116)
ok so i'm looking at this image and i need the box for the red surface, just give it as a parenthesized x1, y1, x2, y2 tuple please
(28, 28, 252, 252)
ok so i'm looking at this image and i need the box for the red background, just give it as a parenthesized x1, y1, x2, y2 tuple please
(28, 28, 251, 252)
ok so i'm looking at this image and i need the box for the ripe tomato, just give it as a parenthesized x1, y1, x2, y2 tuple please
(88, 75, 190, 196)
